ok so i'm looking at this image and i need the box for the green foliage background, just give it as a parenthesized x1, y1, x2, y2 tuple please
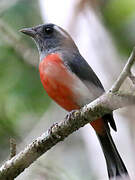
(0, 0, 50, 160)
(0, 0, 135, 179)
(103, 0, 135, 54)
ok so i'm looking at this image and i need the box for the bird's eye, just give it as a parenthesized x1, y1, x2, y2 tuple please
(44, 27, 54, 35)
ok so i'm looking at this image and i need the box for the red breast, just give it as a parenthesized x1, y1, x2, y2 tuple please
(39, 53, 80, 111)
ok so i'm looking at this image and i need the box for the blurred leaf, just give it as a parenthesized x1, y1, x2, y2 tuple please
(103, 0, 135, 54)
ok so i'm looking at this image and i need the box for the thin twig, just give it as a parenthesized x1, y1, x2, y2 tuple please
(9, 138, 16, 160)
(0, 19, 38, 67)
(110, 47, 135, 92)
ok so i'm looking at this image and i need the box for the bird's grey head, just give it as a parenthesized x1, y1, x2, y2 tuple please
(20, 23, 78, 60)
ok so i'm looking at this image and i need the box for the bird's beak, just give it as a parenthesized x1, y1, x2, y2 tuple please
(20, 27, 36, 38)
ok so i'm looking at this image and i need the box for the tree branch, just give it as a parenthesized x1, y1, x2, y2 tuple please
(0, 48, 135, 180)
(111, 47, 135, 92)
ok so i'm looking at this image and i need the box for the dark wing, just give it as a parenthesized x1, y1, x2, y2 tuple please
(63, 52, 117, 131)
(66, 53, 104, 91)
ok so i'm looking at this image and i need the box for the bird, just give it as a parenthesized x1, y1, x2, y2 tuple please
(20, 23, 129, 179)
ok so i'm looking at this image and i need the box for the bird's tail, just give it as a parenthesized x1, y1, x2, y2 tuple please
(97, 131, 130, 180)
